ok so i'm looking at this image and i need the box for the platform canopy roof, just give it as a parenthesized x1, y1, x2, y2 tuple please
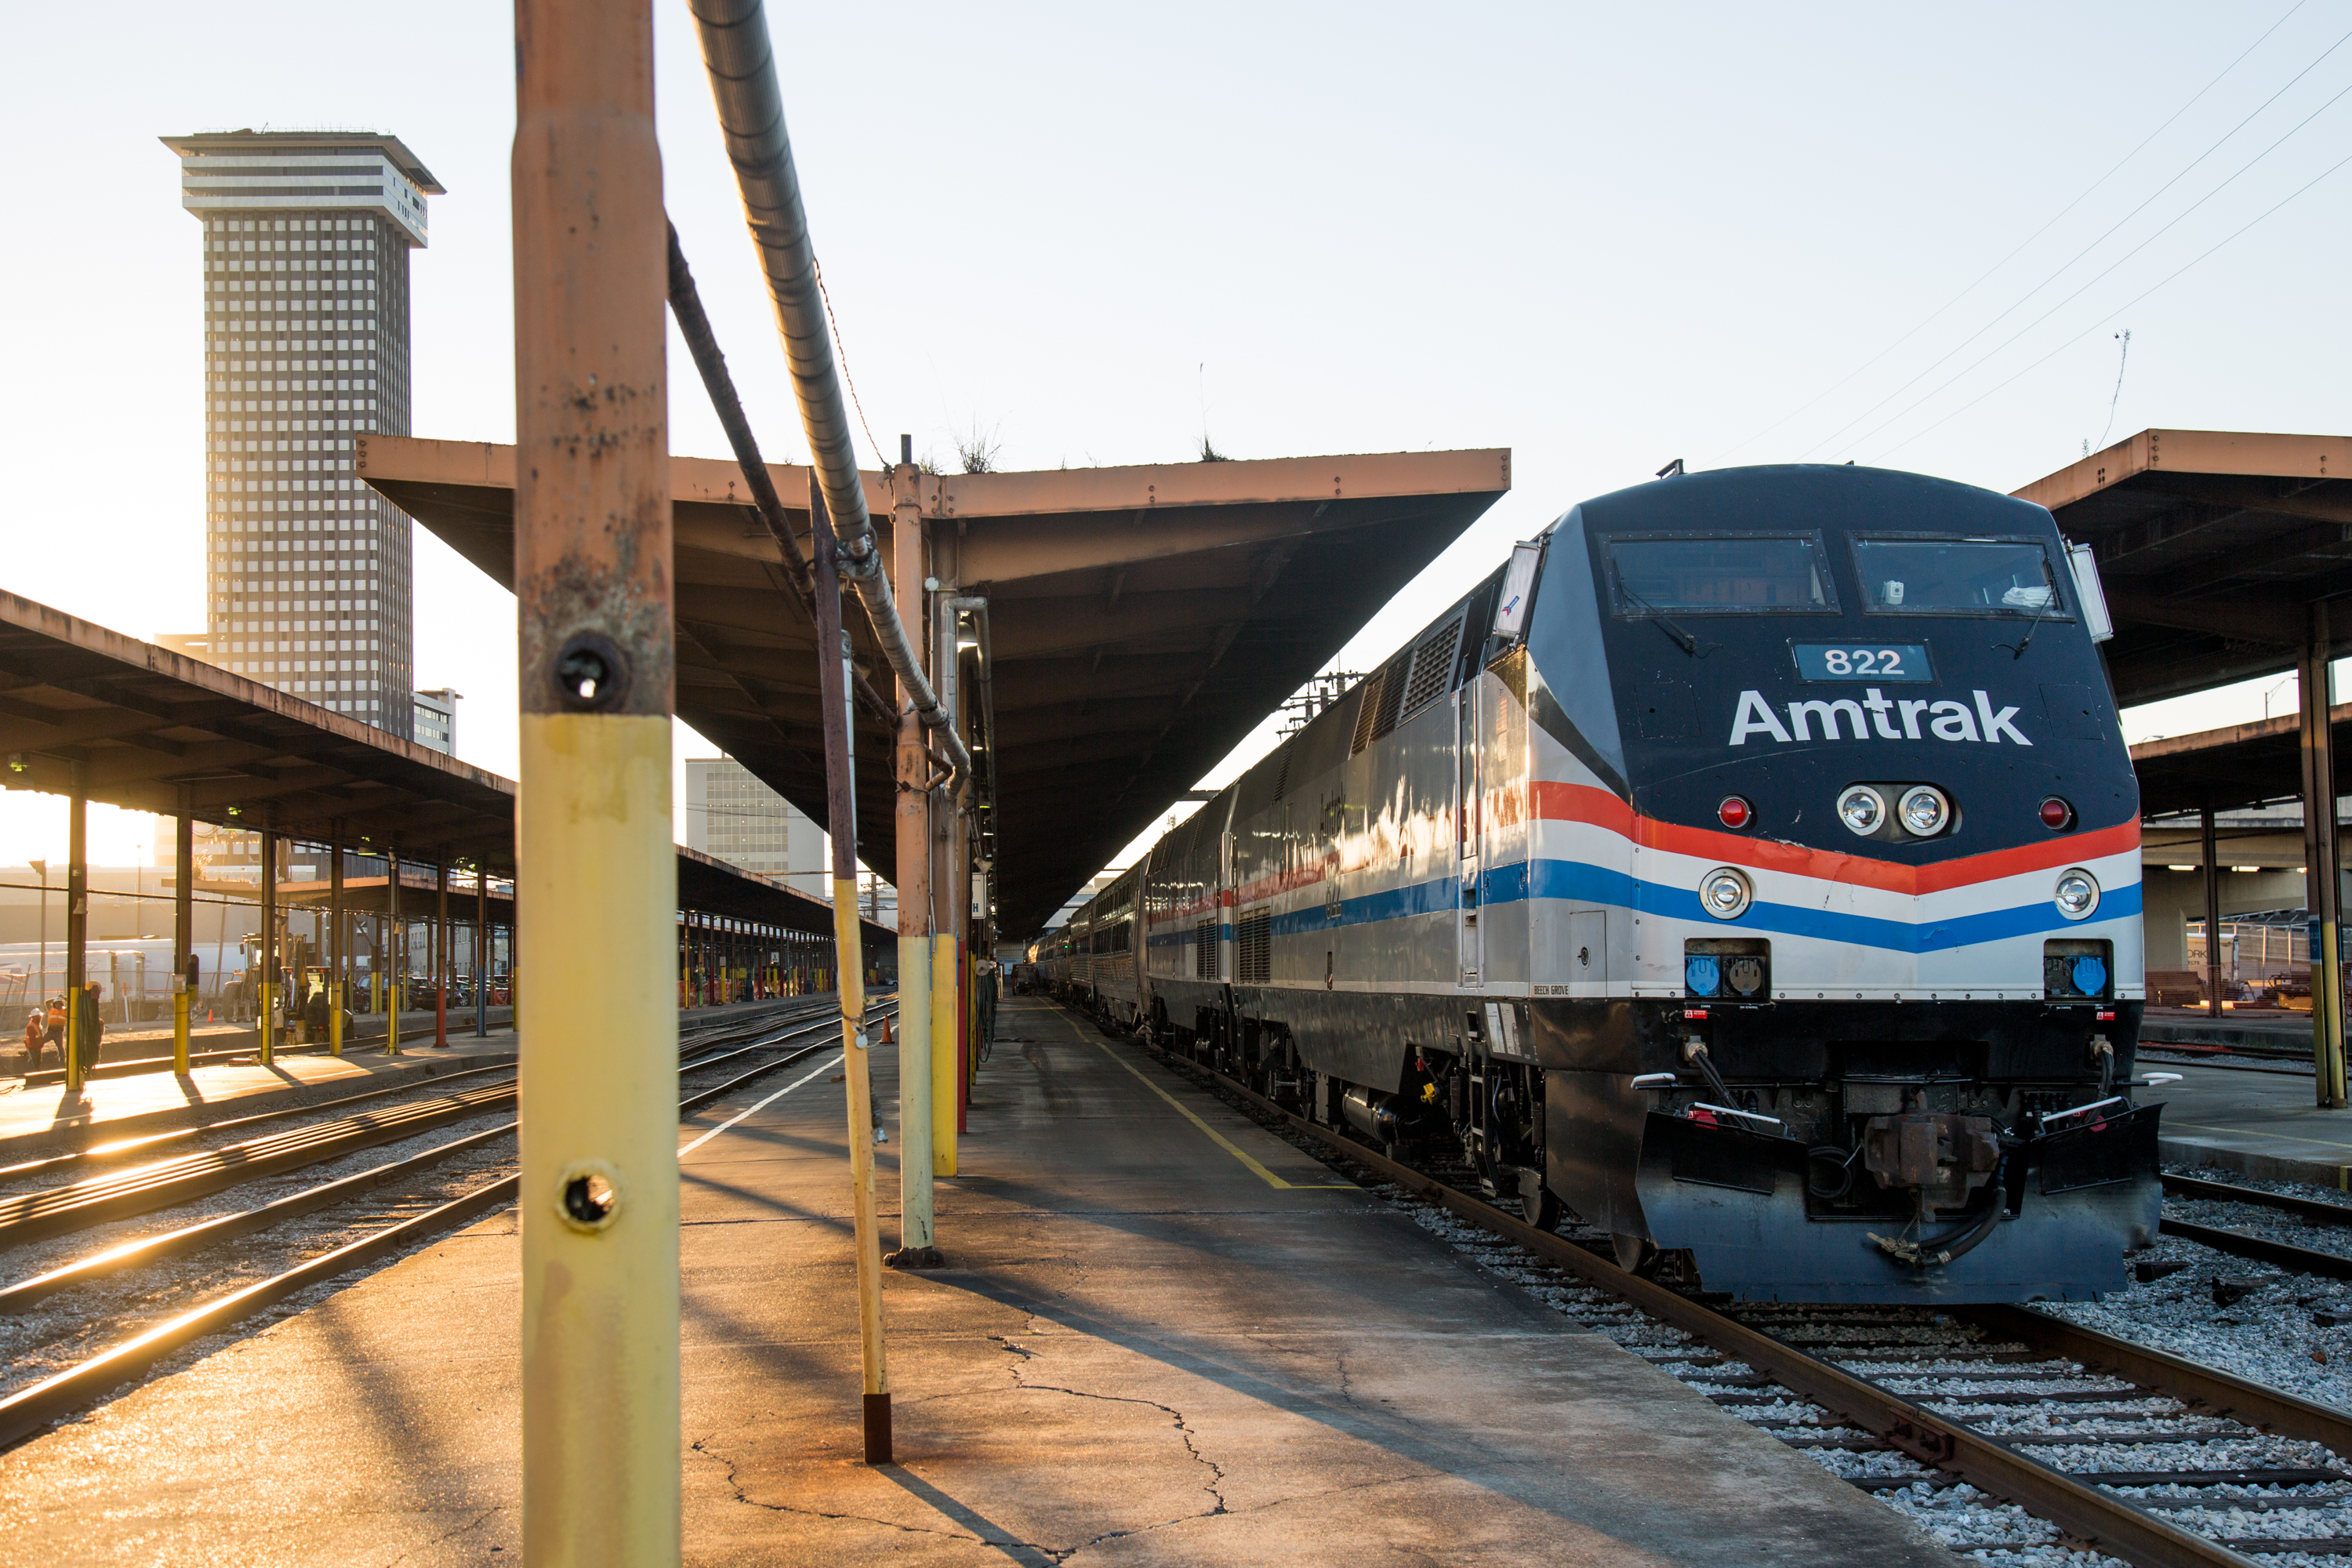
(2129, 701, 2352, 821)
(2014, 429, 2352, 708)
(358, 437, 1510, 935)
(0, 593, 880, 941)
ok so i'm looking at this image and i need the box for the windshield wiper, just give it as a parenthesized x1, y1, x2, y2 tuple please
(1996, 558, 2061, 659)
(1619, 581, 1700, 656)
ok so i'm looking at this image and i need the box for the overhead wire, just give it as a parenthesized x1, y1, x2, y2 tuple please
(1846, 74, 2352, 459)
(1797, 13, 2352, 461)
(1712, 0, 2312, 465)
(1868, 141, 2352, 462)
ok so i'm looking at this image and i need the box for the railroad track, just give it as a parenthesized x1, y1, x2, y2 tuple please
(1103, 1011, 2352, 1566)
(0, 996, 889, 1450)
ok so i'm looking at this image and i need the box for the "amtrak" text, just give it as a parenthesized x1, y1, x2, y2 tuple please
(1729, 688, 2031, 746)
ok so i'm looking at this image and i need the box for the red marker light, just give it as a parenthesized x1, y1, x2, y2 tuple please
(2038, 796, 2074, 831)
(1718, 795, 1752, 829)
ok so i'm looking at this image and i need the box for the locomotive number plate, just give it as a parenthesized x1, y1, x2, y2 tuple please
(1791, 642, 1933, 682)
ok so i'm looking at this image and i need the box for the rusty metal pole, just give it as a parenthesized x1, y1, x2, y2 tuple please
(64, 764, 87, 1095)
(889, 449, 940, 1267)
(811, 471, 891, 1461)
(329, 829, 345, 1058)
(2303, 602, 2347, 1109)
(514, 0, 680, 1559)
(174, 796, 194, 1073)
(435, 861, 449, 1051)
(2202, 806, 2223, 1020)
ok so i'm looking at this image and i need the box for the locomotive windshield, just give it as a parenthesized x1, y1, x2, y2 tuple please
(1851, 536, 2061, 615)
(1604, 534, 1832, 614)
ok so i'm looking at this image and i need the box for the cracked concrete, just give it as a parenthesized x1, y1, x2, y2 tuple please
(0, 998, 1954, 1566)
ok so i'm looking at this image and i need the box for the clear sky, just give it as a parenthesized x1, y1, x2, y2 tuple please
(4, 2, 2349, 878)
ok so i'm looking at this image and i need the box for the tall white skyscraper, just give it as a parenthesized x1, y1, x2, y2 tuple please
(162, 129, 441, 738)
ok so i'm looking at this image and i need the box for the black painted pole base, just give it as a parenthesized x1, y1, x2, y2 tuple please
(884, 1245, 946, 1270)
(862, 1392, 892, 1464)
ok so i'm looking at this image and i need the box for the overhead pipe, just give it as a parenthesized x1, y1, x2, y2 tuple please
(664, 222, 893, 728)
(687, 0, 969, 784)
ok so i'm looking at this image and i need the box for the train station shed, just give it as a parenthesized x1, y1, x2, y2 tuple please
(2016, 429, 2352, 1099)
(356, 438, 1510, 936)
(0, 591, 887, 1032)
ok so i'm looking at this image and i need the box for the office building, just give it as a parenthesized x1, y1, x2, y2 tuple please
(162, 129, 442, 739)
(684, 757, 826, 898)
(412, 687, 459, 754)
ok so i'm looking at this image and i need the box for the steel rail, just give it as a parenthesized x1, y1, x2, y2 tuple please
(0, 1006, 895, 1315)
(0, 1002, 896, 1451)
(2159, 1216, 2352, 1279)
(685, 0, 971, 784)
(1133, 1035, 2266, 1568)
(0, 997, 841, 1185)
(0, 1083, 520, 1250)
(2165, 1172, 2352, 1226)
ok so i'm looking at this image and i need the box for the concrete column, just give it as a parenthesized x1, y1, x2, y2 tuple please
(2302, 601, 2346, 1108)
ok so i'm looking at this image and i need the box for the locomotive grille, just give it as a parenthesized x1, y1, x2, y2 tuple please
(1348, 668, 1388, 754)
(1399, 616, 1463, 720)
(1236, 909, 1272, 985)
(1196, 919, 1218, 978)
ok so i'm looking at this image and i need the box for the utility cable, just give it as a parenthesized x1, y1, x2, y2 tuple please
(1714, 0, 2310, 463)
(1805, 10, 2352, 461)
(1869, 141, 2352, 461)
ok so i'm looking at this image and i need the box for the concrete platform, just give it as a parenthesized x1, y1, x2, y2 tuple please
(0, 996, 1947, 1566)
(0, 1032, 520, 1164)
(2144, 1060, 2352, 1188)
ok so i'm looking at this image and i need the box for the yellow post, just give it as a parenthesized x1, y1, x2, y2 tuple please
(931, 936, 958, 1176)
(514, 0, 679, 1556)
(328, 834, 345, 1058)
(172, 804, 193, 1075)
(810, 475, 891, 1461)
(258, 826, 276, 1068)
(386, 847, 402, 1056)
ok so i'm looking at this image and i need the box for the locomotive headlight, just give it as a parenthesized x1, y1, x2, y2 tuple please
(1837, 786, 1886, 836)
(2053, 867, 2100, 920)
(1699, 866, 1752, 920)
(1896, 785, 1949, 837)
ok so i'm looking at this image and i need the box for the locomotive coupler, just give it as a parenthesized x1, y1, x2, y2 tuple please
(1860, 1112, 2000, 1214)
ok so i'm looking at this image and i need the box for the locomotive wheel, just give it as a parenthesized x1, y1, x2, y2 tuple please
(1611, 1232, 1659, 1276)
(1518, 1169, 1564, 1233)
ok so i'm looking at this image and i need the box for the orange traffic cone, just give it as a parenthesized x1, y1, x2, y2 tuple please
(878, 1015, 894, 1046)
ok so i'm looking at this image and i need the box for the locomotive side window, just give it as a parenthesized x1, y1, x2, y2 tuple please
(1603, 534, 1834, 614)
(1851, 537, 2068, 617)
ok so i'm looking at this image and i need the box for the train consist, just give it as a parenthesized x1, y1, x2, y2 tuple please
(1035, 463, 2156, 1303)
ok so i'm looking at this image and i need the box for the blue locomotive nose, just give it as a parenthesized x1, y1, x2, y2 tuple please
(2072, 956, 2109, 996)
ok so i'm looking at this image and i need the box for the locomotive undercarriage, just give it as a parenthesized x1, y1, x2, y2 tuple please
(1124, 986, 2159, 1304)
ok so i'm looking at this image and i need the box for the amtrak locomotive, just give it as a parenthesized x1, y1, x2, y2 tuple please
(1039, 463, 2155, 1303)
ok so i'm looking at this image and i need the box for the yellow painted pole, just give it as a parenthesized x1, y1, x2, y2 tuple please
(514, 0, 679, 1559)
(64, 765, 86, 1097)
(931, 936, 958, 1176)
(811, 474, 891, 1460)
(889, 457, 940, 1262)
(172, 805, 193, 1075)
(328, 833, 345, 1058)
(258, 826, 276, 1068)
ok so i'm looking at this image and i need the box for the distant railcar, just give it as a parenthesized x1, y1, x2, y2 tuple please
(1054, 463, 2154, 1304)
